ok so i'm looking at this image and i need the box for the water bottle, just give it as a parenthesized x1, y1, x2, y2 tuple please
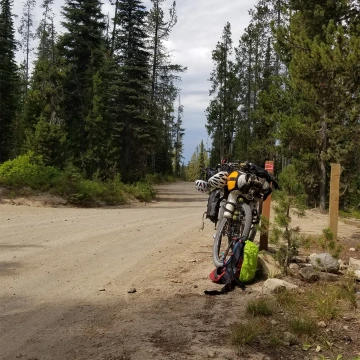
(223, 191, 240, 218)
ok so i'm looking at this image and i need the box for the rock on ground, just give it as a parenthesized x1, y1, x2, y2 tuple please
(299, 266, 320, 283)
(283, 331, 298, 345)
(289, 263, 300, 270)
(348, 258, 360, 280)
(309, 253, 340, 273)
(348, 257, 360, 272)
(338, 259, 348, 270)
(354, 270, 360, 280)
(263, 278, 298, 293)
(257, 253, 282, 278)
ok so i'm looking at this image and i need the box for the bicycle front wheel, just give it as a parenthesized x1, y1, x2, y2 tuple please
(212, 203, 252, 268)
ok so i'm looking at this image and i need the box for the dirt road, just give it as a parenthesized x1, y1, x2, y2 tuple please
(0, 182, 228, 360)
(1, 182, 359, 360)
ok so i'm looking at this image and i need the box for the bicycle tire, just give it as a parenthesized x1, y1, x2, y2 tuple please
(248, 223, 258, 241)
(212, 203, 252, 268)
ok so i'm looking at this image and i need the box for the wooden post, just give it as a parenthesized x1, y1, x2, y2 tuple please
(329, 163, 341, 240)
(259, 161, 274, 251)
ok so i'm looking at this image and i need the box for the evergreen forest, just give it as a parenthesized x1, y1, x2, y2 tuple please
(188, 0, 360, 211)
(1, 0, 360, 210)
(0, 0, 186, 200)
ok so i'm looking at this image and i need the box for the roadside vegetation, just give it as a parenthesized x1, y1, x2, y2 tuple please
(232, 279, 359, 359)
(230, 162, 360, 360)
(145, 173, 178, 185)
(0, 152, 156, 206)
(339, 210, 360, 221)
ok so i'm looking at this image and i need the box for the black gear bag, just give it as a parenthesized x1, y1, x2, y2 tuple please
(206, 189, 221, 223)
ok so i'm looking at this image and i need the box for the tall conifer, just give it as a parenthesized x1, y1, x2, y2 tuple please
(112, 0, 154, 179)
(0, 0, 18, 162)
(58, 0, 106, 172)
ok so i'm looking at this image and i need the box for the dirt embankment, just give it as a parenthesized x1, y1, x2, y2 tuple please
(0, 182, 359, 360)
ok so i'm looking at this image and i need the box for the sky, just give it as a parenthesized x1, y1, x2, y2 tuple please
(12, 0, 258, 163)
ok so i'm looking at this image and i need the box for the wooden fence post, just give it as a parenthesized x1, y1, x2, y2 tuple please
(259, 161, 274, 251)
(329, 163, 341, 240)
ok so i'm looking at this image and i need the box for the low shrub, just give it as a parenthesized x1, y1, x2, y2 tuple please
(0, 152, 62, 190)
(0, 153, 156, 206)
(145, 173, 177, 184)
(68, 179, 105, 205)
(125, 182, 156, 202)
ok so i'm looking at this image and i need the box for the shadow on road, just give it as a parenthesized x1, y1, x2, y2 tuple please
(0, 261, 23, 276)
(0, 289, 244, 360)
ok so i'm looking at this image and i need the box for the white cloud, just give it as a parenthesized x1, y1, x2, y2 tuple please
(12, 0, 258, 163)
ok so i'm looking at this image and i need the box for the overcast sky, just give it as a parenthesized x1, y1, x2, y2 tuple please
(12, 0, 258, 163)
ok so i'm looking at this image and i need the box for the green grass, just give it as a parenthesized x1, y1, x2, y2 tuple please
(289, 317, 317, 336)
(274, 287, 300, 310)
(231, 319, 266, 346)
(231, 281, 358, 359)
(309, 284, 341, 320)
(274, 280, 357, 323)
(246, 297, 274, 317)
(338, 278, 357, 309)
(269, 334, 283, 347)
(339, 209, 360, 220)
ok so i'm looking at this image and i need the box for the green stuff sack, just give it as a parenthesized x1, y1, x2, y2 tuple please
(239, 240, 259, 283)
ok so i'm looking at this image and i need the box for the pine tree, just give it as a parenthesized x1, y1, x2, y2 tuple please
(0, 0, 19, 162)
(198, 140, 206, 174)
(274, 0, 360, 210)
(112, 0, 155, 180)
(83, 71, 109, 176)
(147, 0, 177, 105)
(109, 0, 119, 54)
(58, 0, 106, 173)
(150, 67, 179, 175)
(173, 97, 185, 176)
(23, 0, 67, 166)
(187, 146, 199, 182)
(186, 141, 208, 181)
(206, 22, 238, 163)
(37, 0, 55, 60)
(146, 0, 185, 173)
(25, 0, 60, 130)
(18, 0, 36, 101)
(232, 1, 278, 163)
(27, 116, 66, 167)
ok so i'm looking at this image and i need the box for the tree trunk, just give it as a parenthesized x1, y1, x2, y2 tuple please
(275, 0, 281, 76)
(151, 0, 159, 104)
(254, 32, 259, 110)
(51, 18, 55, 64)
(110, 0, 119, 54)
(25, 4, 30, 99)
(246, 38, 252, 159)
(319, 120, 327, 211)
